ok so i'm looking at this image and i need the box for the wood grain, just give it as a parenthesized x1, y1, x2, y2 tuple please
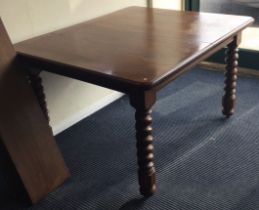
(13, 7, 254, 197)
(0, 19, 70, 204)
(15, 7, 254, 92)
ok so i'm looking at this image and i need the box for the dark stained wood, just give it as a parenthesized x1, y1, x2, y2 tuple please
(13, 7, 254, 197)
(222, 36, 239, 117)
(0, 19, 70, 204)
(130, 91, 156, 196)
(28, 72, 50, 122)
(15, 7, 254, 92)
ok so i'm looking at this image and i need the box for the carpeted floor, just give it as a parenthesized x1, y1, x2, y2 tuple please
(2, 67, 259, 210)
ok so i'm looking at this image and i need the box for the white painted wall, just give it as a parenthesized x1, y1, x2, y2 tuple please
(0, 0, 182, 135)
(153, 0, 182, 9)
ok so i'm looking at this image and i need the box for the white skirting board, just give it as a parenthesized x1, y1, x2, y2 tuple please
(52, 92, 124, 135)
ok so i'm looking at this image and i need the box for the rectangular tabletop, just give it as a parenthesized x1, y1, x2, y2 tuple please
(15, 7, 253, 91)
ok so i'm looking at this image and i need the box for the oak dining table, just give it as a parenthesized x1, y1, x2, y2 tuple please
(15, 6, 253, 196)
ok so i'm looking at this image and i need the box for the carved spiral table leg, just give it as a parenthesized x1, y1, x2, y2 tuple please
(28, 73, 50, 123)
(135, 108, 156, 195)
(130, 91, 156, 196)
(222, 37, 239, 118)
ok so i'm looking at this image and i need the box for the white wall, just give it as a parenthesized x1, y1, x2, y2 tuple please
(153, 0, 182, 9)
(0, 0, 182, 135)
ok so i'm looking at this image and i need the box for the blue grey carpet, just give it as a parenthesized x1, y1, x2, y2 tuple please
(2, 67, 259, 210)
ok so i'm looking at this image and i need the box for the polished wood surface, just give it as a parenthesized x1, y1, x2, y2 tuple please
(14, 7, 253, 197)
(15, 7, 253, 92)
(0, 19, 70, 204)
